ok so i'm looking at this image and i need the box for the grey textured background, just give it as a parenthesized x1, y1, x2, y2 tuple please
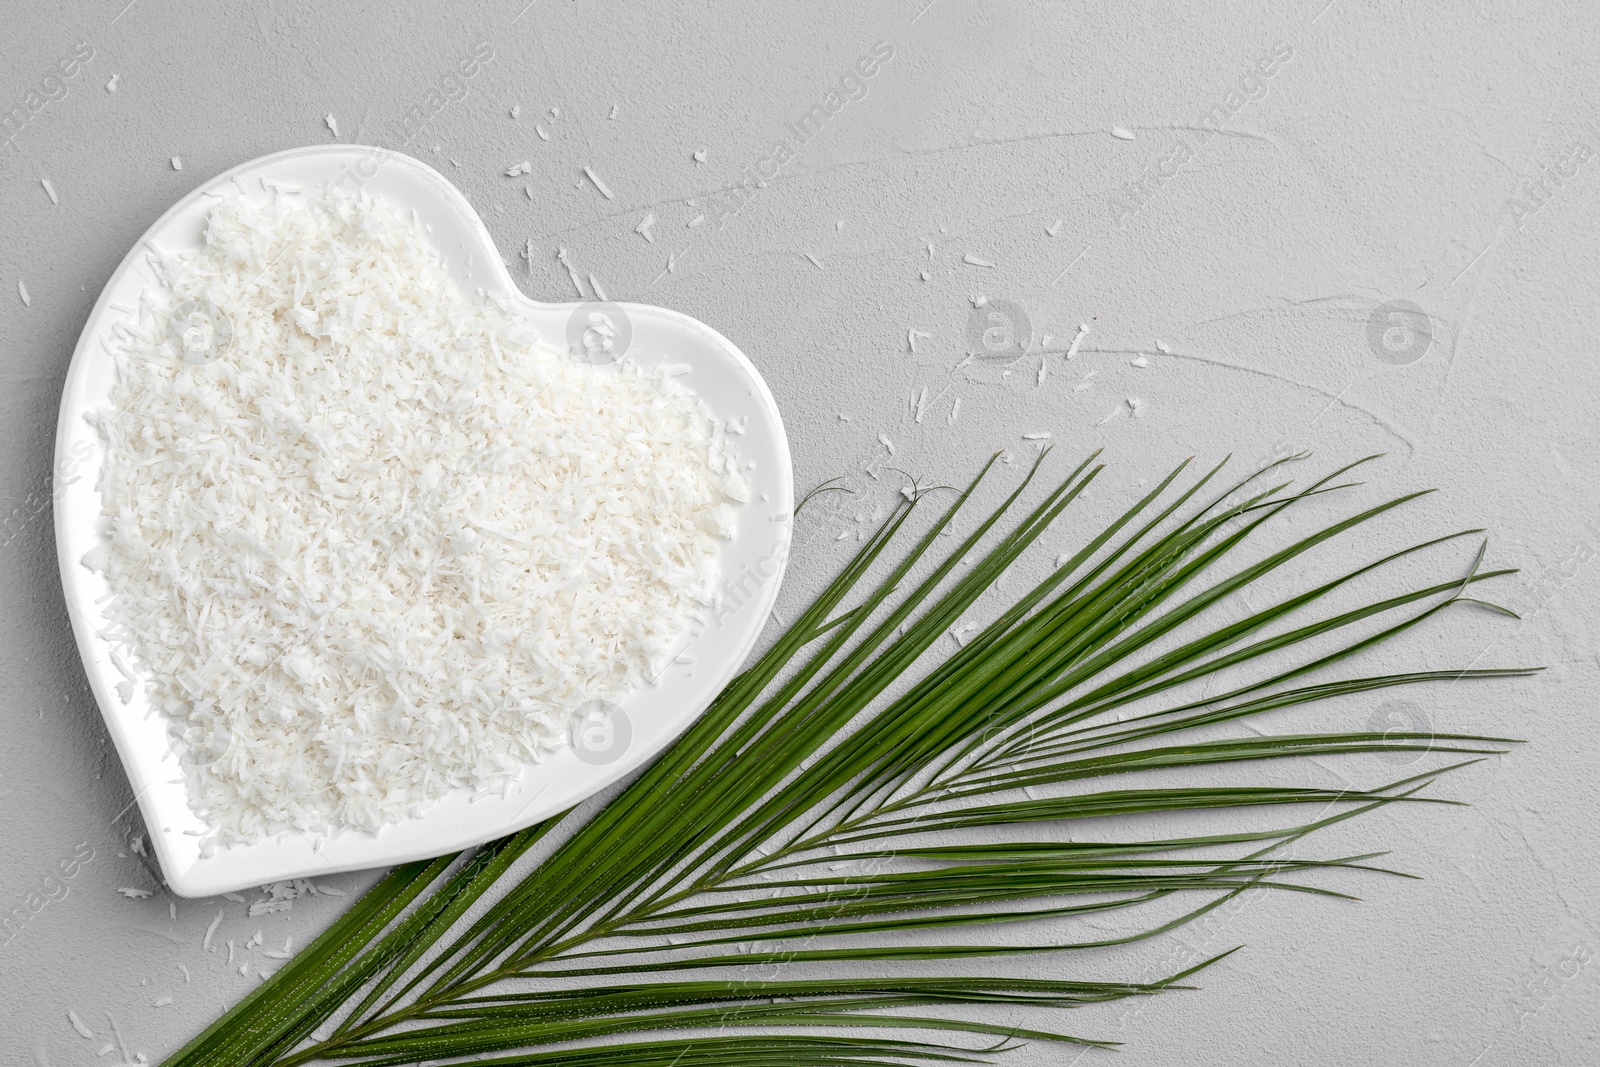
(3, 0, 1598, 1064)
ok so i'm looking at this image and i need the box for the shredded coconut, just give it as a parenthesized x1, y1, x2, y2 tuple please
(91, 187, 737, 844)
(202, 910, 222, 952)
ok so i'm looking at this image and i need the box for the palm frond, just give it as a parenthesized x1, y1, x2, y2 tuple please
(162, 452, 1536, 1067)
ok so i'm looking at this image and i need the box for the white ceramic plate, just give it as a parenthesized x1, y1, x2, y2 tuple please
(54, 146, 792, 897)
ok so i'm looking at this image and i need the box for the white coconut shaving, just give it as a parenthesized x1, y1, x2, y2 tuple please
(91, 187, 740, 844)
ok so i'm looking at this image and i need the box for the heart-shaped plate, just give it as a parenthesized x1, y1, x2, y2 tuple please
(53, 146, 793, 896)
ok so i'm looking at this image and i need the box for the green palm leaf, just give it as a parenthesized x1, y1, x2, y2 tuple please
(162, 451, 1536, 1067)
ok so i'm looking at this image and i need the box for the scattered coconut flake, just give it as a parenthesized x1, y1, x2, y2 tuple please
(1055, 553, 1072, 567)
(1037, 357, 1048, 385)
(536, 124, 550, 141)
(42, 178, 59, 204)
(962, 253, 995, 267)
(1046, 219, 1062, 236)
(835, 530, 849, 540)
(69, 1011, 94, 1039)
(804, 253, 824, 269)
(1022, 431, 1051, 440)
(98, 1043, 116, 1056)
(588, 273, 609, 301)
(262, 936, 293, 959)
(226, 940, 235, 964)
(687, 214, 705, 227)
(907, 329, 929, 352)
(168, 901, 177, 920)
(1074, 370, 1097, 392)
(913, 387, 929, 423)
(608, 103, 618, 119)
(970, 294, 987, 307)
(18, 280, 30, 306)
(324, 113, 338, 137)
(314, 884, 345, 897)
(171, 156, 182, 170)
(1112, 126, 1135, 140)
(177, 964, 191, 983)
(837, 412, 850, 421)
(877, 433, 896, 456)
(510, 104, 521, 119)
(153, 996, 172, 1008)
(118, 887, 152, 899)
(1130, 355, 1149, 367)
(1066, 323, 1089, 360)
(1128, 396, 1144, 417)
(692, 148, 706, 163)
(919, 270, 930, 281)
(556, 246, 585, 296)
(506, 161, 532, 176)
(948, 396, 961, 425)
(1098, 405, 1122, 425)
(106, 73, 120, 92)
(1156, 339, 1171, 353)
(201, 908, 224, 953)
(635, 213, 657, 242)
(222, 892, 245, 903)
(582, 166, 614, 199)
(949, 622, 978, 646)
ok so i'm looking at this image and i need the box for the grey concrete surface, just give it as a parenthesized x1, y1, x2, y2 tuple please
(2, 1, 1597, 1064)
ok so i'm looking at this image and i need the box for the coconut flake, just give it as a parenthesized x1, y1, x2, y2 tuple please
(582, 166, 614, 199)
(202, 910, 223, 953)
